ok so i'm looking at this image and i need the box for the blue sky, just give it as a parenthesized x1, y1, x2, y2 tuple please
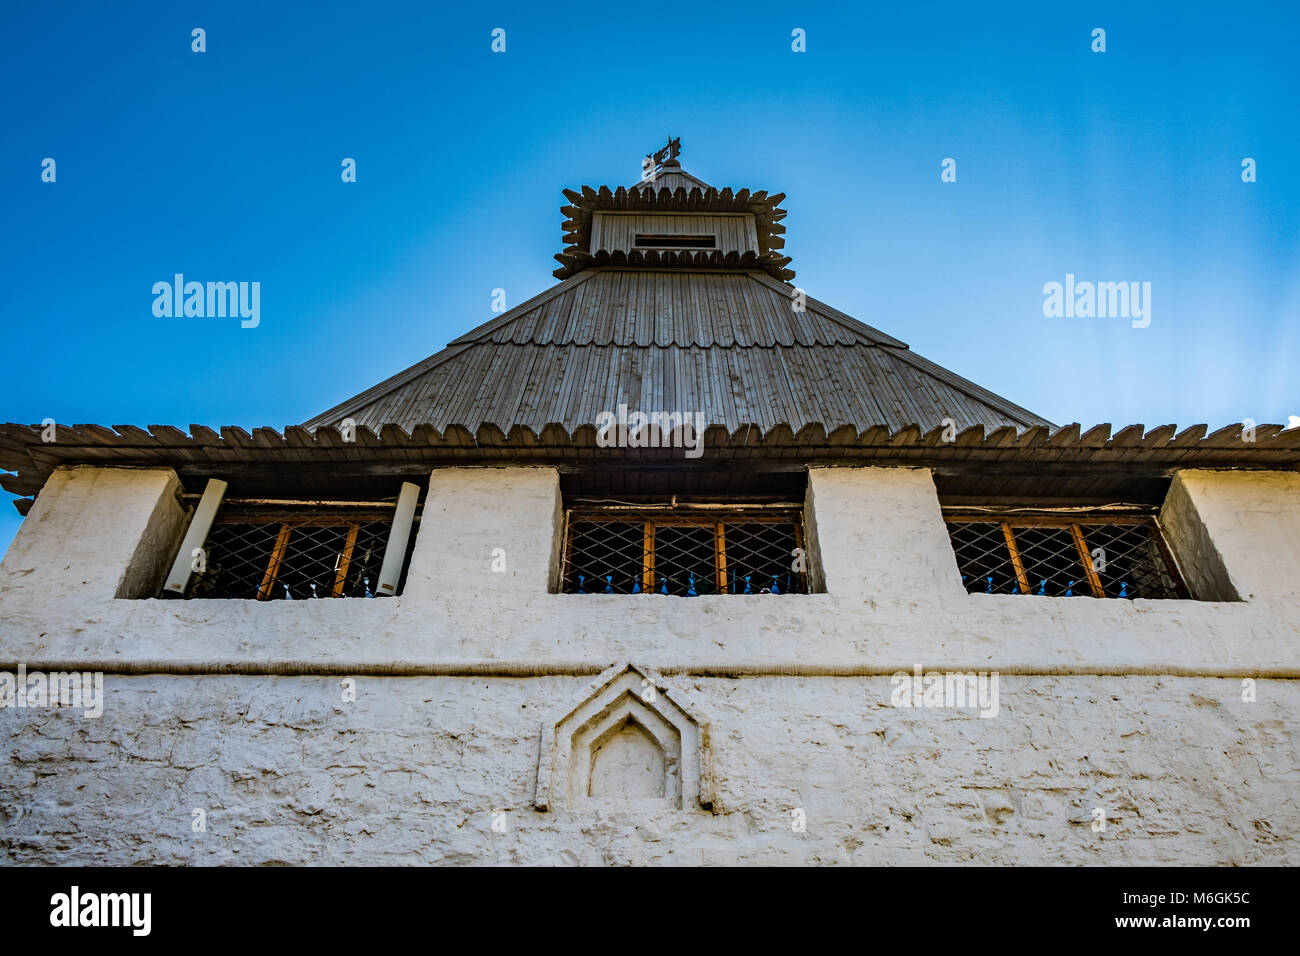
(1, 0, 1297, 555)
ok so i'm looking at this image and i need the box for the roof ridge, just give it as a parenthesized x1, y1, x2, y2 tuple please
(304, 270, 601, 429)
(628, 166, 714, 191)
(303, 341, 476, 429)
(744, 271, 908, 349)
(887, 348, 1053, 428)
(446, 269, 600, 347)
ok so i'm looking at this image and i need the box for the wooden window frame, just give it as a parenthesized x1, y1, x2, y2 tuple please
(204, 507, 413, 600)
(944, 513, 1189, 599)
(562, 509, 808, 595)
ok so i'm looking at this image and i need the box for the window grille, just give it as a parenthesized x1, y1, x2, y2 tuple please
(181, 505, 417, 599)
(944, 513, 1187, 599)
(561, 508, 807, 595)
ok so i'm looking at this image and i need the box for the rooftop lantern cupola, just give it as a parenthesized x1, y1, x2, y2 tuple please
(554, 137, 795, 281)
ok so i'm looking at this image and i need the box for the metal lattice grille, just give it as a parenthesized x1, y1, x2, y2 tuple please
(945, 514, 1187, 599)
(562, 509, 807, 595)
(185, 507, 411, 599)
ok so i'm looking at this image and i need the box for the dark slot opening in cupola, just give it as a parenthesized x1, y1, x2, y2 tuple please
(634, 234, 717, 248)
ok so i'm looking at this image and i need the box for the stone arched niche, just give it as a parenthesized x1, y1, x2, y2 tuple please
(535, 663, 714, 812)
(587, 714, 670, 800)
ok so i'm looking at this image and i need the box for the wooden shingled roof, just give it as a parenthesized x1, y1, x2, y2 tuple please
(302, 267, 1051, 435)
(305, 160, 1048, 435)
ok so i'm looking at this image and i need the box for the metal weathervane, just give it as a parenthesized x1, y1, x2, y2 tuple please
(641, 136, 681, 180)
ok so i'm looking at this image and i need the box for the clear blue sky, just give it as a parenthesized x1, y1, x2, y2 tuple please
(1, 0, 1297, 555)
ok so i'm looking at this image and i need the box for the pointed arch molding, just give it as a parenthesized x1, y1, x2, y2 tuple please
(535, 663, 715, 812)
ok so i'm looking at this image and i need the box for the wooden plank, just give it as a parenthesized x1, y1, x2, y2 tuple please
(251, 427, 284, 449)
(1070, 524, 1106, 598)
(215, 510, 393, 526)
(147, 425, 194, 446)
(220, 426, 254, 448)
(642, 520, 655, 593)
(1172, 424, 1208, 446)
(1110, 424, 1146, 447)
(332, 524, 359, 597)
(1142, 424, 1177, 446)
(947, 514, 1152, 525)
(1249, 424, 1285, 444)
(77, 424, 131, 445)
(1016, 425, 1050, 448)
(1002, 523, 1031, 594)
(1046, 423, 1081, 447)
(110, 425, 156, 445)
(793, 519, 808, 593)
(257, 524, 293, 600)
(1078, 424, 1112, 447)
(1266, 426, 1300, 448)
(715, 521, 727, 592)
(984, 425, 1020, 448)
(1201, 423, 1244, 447)
(889, 424, 921, 446)
(0, 472, 43, 496)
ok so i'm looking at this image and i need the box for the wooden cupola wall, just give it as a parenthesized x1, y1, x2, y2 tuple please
(555, 158, 795, 280)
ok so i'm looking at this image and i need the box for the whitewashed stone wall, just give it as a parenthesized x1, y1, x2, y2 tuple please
(1, 463, 1297, 864)
(2, 675, 1294, 865)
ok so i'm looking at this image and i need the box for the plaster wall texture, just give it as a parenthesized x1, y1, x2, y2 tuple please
(1, 463, 1297, 864)
(1163, 469, 1300, 603)
(1, 674, 1293, 865)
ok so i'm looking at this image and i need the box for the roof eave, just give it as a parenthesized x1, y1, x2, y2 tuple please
(4, 421, 1298, 513)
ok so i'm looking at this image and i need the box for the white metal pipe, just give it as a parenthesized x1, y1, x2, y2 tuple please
(375, 482, 420, 596)
(163, 478, 228, 596)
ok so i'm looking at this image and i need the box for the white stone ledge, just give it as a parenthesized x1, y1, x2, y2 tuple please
(1, 659, 1296, 679)
(0, 590, 1295, 674)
